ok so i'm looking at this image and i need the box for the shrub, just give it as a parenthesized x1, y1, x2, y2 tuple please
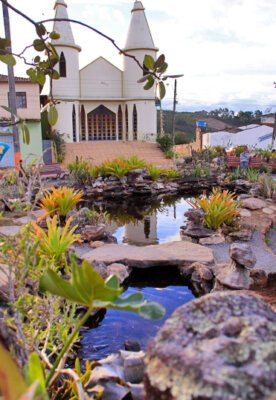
(163, 168, 182, 179)
(68, 158, 91, 185)
(165, 149, 174, 159)
(157, 134, 173, 153)
(147, 164, 163, 181)
(125, 155, 146, 170)
(189, 188, 240, 230)
(246, 167, 259, 182)
(259, 174, 276, 199)
(39, 186, 83, 220)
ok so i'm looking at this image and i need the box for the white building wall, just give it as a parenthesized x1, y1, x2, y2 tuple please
(80, 58, 122, 98)
(54, 101, 79, 142)
(52, 47, 80, 98)
(134, 100, 157, 141)
(123, 49, 156, 99)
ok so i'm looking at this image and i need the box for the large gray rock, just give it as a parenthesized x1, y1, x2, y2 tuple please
(230, 243, 256, 268)
(80, 241, 214, 268)
(241, 197, 267, 210)
(145, 292, 276, 400)
(81, 224, 107, 241)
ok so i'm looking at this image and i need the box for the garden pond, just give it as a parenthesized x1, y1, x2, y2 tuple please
(78, 195, 197, 361)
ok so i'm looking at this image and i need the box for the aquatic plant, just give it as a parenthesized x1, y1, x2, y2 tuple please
(39, 186, 83, 220)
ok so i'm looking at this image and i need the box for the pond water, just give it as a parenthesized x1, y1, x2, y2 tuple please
(79, 195, 196, 361)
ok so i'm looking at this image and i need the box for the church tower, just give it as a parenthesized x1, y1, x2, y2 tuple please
(51, 0, 81, 141)
(123, 1, 158, 140)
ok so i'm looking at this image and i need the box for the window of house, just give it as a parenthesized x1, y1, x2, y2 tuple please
(72, 105, 76, 142)
(81, 105, 86, 141)
(59, 52, 66, 77)
(8, 92, 27, 109)
(87, 105, 116, 141)
(125, 105, 129, 141)
(118, 105, 123, 140)
(133, 104, 138, 140)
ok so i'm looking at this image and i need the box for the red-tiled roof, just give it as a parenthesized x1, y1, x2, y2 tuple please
(0, 74, 31, 82)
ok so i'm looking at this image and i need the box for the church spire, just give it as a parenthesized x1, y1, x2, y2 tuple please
(52, 0, 81, 51)
(124, 0, 158, 52)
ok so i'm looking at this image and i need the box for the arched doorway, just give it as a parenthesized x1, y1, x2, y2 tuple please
(87, 105, 116, 140)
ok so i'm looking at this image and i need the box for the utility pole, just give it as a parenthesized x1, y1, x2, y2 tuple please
(2, 2, 21, 166)
(272, 112, 276, 148)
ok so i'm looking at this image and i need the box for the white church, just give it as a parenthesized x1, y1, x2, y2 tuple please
(49, 0, 158, 144)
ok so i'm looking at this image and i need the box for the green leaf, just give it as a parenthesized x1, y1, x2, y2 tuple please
(157, 62, 168, 74)
(0, 37, 11, 49)
(21, 122, 30, 145)
(35, 24, 47, 38)
(143, 54, 155, 70)
(139, 302, 165, 320)
(34, 55, 41, 63)
(137, 74, 152, 83)
(158, 81, 166, 100)
(0, 53, 16, 66)
(26, 352, 47, 398)
(105, 274, 120, 290)
(0, 343, 28, 400)
(51, 69, 60, 80)
(33, 39, 45, 52)
(39, 260, 122, 307)
(154, 54, 165, 69)
(144, 76, 155, 90)
(50, 31, 61, 40)
(27, 68, 37, 83)
(47, 104, 58, 126)
(37, 70, 46, 86)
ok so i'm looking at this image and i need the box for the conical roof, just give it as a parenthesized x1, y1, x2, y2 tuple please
(124, 1, 158, 52)
(52, 0, 81, 51)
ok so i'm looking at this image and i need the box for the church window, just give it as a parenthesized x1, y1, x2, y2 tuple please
(72, 105, 76, 142)
(87, 105, 116, 141)
(133, 104, 138, 140)
(118, 105, 123, 140)
(81, 105, 86, 141)
(59, 52, 66, 77)
(125, 105, 129, 141)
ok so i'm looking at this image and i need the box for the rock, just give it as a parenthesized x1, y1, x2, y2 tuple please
(145, 292, 276, 400)
(263, 207, 275, 215)
(241, 197, 267, 210)
(183, 208, 214, 239)
(0, 225, 21, 236)
(228, 228, 253, 241)
(199, 234, 225, 245)
(216, 262, 253, 289)
(80, 241, 214, 268)
(106, 263, 130, 283)
(229, 243, 256, 268)
(81, 224, 107, 241)
(238, 208, 252, 217)
(90, 240, 105, 248)
(124, 340, 141, 352)
(250, 269, 268, 288)
(151, 182, 165, 190)
(179, 262, 214, 295)
(120, 350, 145, 383)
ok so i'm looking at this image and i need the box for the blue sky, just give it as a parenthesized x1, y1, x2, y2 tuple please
(1, 0, 276, 112)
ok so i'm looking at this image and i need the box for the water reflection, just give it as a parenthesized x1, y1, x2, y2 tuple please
(88, 196, 191, 246)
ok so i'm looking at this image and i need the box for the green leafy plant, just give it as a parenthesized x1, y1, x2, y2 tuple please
(125, 155, 146, 170)
(38, 186, 83, 221)
(163, 168, 182, 179)
(138, 54, 168, 99)
(68, 158, 91, 185)
(31, 216, 80, 267)
(189, 188, 240, 230)
(146, 164, 163, 181)
(246, 167, 259, 182)
(259, 174, 276, 199)
(157, 134, 173, 153)
(39, 258, 165, 386)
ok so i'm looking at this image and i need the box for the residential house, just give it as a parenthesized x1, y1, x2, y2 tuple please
(0, 74, 43, 167)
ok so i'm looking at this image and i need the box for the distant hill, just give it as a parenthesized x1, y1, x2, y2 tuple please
(158, 109, 263, 144)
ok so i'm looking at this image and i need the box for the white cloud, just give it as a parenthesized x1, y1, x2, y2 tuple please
(1, 0, 276, 111)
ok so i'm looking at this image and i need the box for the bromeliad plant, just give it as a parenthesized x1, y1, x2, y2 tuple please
(189, 188, 240, 230)
(31, 216, 80, 269)
(39, 186, 83, 222)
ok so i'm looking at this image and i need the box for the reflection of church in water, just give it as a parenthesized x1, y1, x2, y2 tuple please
(124, 214, 158, 245)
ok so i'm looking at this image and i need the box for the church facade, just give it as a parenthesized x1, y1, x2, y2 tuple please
(49, 0, 158, 144)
